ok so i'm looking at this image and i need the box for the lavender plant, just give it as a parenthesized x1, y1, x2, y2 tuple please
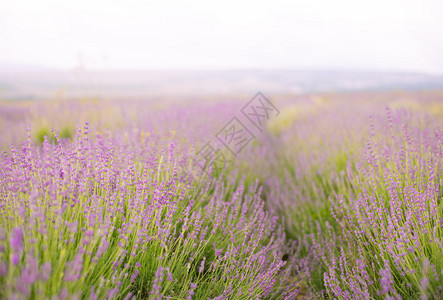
(0, 117, 289, 299)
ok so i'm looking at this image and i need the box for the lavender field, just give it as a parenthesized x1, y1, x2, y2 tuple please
(0, 91, 442, 299)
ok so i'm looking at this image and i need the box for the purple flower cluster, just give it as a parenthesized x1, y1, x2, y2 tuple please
(0, 100, 291, 299)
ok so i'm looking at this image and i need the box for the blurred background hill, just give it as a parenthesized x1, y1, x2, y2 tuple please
(2, 64, 443, 100)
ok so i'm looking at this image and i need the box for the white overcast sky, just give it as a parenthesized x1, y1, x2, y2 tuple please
(1, 0, 443, 73)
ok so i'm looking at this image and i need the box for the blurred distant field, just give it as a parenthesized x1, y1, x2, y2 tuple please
(0, 90, 442, 299)
(1, 90, 442, 147)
